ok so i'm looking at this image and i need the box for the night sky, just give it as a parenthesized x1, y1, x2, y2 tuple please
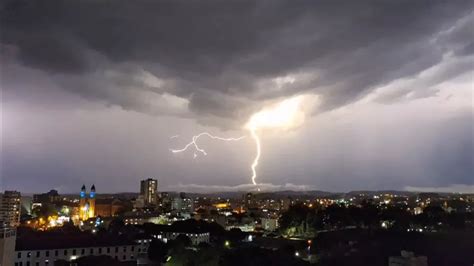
(1, 0, 473, 193)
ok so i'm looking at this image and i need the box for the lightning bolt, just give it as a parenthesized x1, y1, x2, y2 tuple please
(171, 95, 308, 189)
(170, 132, 245, 158)
(249, 128, 261, 186)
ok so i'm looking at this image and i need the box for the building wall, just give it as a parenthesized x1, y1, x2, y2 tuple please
(15, 244, 140, 266)
(152, 232, 210, 245)
(95, 204, 122, 217)
(0, 228, 16, 266)
(261, 218, 279, 231)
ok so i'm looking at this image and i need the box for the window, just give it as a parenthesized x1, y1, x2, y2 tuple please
(64, 250, 68, 256)
(45, 251, 49, 257)
(107, 247, 110, 253)
(36, 263, 39, 266)
(17, 252, 21, 258)
(98, 248, 102, 254)
(36, 251, 40, 258)
(73, 249, 76, 255)
(81, 249, 85, 255)
(115, 247, 119, 252)
(123, 246, 126, 252)
(131, 246, 135, 251)
(54, 250, 58, 256)
(90, 248, 94, 254)
(138, 248, 141, 253)
(27, 252, 31, 258)
(27, 262, 30, 266)
(122, 255, 126, 260)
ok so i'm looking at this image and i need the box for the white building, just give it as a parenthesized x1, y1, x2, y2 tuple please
(151, 231, 210, 245)
(0, 227, 16, 266)
(14, 237, 141, 266)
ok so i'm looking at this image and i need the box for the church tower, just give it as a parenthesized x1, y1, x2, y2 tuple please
(79, 185, 88, 220)
(88, 185, 96, 218)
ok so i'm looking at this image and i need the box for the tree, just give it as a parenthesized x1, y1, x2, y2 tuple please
(108, 218, 125, 234)
(148, 239, 169, 263)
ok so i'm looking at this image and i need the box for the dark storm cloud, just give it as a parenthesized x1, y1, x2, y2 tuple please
(1, 0, 473, 127)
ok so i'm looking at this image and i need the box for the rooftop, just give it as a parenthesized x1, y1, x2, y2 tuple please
(16, 231, 137, 251)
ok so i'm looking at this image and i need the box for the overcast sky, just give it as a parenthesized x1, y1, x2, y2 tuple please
(1, 0, 473, 194)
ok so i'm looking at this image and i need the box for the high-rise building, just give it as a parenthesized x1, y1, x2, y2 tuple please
(0, 191, 19, 266)
(140, 178, 158, 206)
(0, 191, 21, 228)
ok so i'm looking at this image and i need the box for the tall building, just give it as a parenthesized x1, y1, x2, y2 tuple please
(140, 178, 158, 206)
(0, 191, 19, 266)
(89, 185, 96, 218)
(79, 185, 96, 221)
(0, 191, 21, 228)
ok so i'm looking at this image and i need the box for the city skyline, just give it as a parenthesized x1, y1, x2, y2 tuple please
(1, 1, 473, 194)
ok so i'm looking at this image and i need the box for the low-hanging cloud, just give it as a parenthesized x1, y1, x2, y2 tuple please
(1, 0, 473, 128)
(166, 182, 315, 193)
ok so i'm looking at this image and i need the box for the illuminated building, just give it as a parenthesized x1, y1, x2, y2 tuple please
(261, 217, 279, 231)
(146, 226, 210, 245)
(171, 193, 194, 216)
(140, 178, 158, 206)
(0, 191, 19, 266)
(79, 185, 96, 221)
(0, 191, 21, 228)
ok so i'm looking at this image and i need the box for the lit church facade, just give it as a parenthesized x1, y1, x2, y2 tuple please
(79, 184, 96, 220)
